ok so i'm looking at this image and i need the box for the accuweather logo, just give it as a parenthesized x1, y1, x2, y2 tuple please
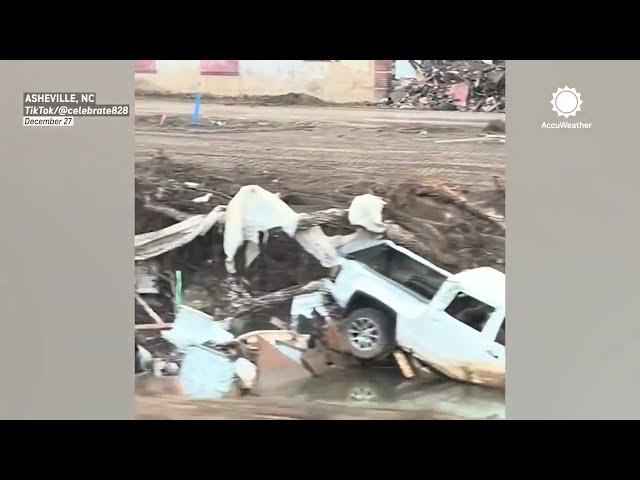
(542, 86, 592, 129)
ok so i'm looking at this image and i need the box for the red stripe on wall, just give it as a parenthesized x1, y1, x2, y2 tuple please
(135, 60, 156, 74)
(200, 60, 240, 76)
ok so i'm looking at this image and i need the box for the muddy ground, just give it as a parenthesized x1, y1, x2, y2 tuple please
(134, 98, 506, 419)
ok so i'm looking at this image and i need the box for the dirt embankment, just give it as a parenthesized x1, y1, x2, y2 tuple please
(135, 90, 365, 107)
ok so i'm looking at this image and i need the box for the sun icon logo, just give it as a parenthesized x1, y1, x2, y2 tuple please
(550, 86, 583, 118)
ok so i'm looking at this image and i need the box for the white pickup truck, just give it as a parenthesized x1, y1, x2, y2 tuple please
(321, 239, 505, 388)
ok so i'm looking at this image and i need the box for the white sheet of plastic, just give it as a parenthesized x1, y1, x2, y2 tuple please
(161, 305, 234, 350)
(136, 187, 389, 272)
(295, 226, 344, 268)
(224, 185, 299, 273)
(348, 194, 387, 233)
(135, 206, 225, 261)
(179, 346, 235, 399)
(234, 357, 258, 389)
(295, 227, 379, 269)
(244, 241, 261, 269)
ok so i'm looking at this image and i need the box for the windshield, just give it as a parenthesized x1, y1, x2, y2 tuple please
(347, 244, 448, 300)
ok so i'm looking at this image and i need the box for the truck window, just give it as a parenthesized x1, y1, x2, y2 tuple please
(346, 244, 392, 274)
(347, 244, 447, 300)
(388, 249, 447, 300)
(445, 292, 495, 332)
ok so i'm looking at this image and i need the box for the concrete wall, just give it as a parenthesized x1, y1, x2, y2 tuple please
(135, 60, 377, 103)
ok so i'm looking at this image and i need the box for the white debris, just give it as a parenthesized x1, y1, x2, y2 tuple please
(135, 206, 225, 261)
(223, 185, 299, 273)
(295, 226, 344, 268)
(180, 346, 236, 399)
(152, 359, 166, 377)
(137, 185, 389, 273)
(184, 182, 200, 188)
(161, 305, 234, 350)
(192, 192, 213, 203)
(348, 194, 387, 233)
(136, 345, 153, 371)
(295, 227, 379, 269)
(244, 241, 261, 269)
(290, 292, 331, 319)
(234, 358, 258, 389)
(164, 362, 180, 375)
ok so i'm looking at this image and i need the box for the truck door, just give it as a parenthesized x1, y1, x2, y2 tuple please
(414, 288, 503, 382)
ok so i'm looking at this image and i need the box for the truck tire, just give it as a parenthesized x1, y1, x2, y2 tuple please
(342, 308, 394, 360)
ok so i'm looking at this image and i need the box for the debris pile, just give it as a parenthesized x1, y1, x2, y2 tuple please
(387, 60, 505, 112)
(135, 183, 505, 402)
(136, 291, 440, 401)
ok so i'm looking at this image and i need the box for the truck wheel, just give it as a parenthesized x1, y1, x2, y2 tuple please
(342, 308, 393, 360)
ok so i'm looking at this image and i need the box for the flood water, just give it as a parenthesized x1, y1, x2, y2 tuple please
(256, 365, 505, 419)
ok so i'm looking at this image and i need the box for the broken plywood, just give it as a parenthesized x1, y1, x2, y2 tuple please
(254, 337, 311, 395)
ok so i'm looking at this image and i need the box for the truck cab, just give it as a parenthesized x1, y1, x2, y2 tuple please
(329, 239, 505, 387)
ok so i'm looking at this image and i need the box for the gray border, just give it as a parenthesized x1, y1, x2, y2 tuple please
(0, 61, 134, 419)
(507, 60, 640, 419)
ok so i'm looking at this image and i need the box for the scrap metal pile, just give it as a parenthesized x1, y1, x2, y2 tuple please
(386, 60, 506, 112)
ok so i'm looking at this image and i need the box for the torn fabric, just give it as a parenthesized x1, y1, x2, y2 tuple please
(295, 226, 344, 268)
(295, 226, 377, 269)
(135, 206, 225, 261)
(224, 185, 299, 273)
(244, 241, 261, 269)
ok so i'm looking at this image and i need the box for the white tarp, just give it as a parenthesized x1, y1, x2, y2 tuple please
(179, 346, 236, 399)
(348, 194, 387, 233)
(223, 185, 299, 273)
(135, 186, 387, 272)
(295, 226, 379, 269)
(161, 305, 234, 350)
(295, 226, 344, 268)
(135, 206, 225, 261)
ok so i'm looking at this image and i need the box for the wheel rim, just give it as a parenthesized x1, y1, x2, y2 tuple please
(348, 317, 380, 351)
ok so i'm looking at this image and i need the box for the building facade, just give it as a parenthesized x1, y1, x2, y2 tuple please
(134, 60, 396, 103)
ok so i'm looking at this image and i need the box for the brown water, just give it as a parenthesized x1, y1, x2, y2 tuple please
(256, 365, 505, 419)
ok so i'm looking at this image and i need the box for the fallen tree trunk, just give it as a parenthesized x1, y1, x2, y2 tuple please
(142, 202, 192, 222)
(412, 182, 505, 231)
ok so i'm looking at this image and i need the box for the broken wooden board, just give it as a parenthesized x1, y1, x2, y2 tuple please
(253, 338, 311, 395)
